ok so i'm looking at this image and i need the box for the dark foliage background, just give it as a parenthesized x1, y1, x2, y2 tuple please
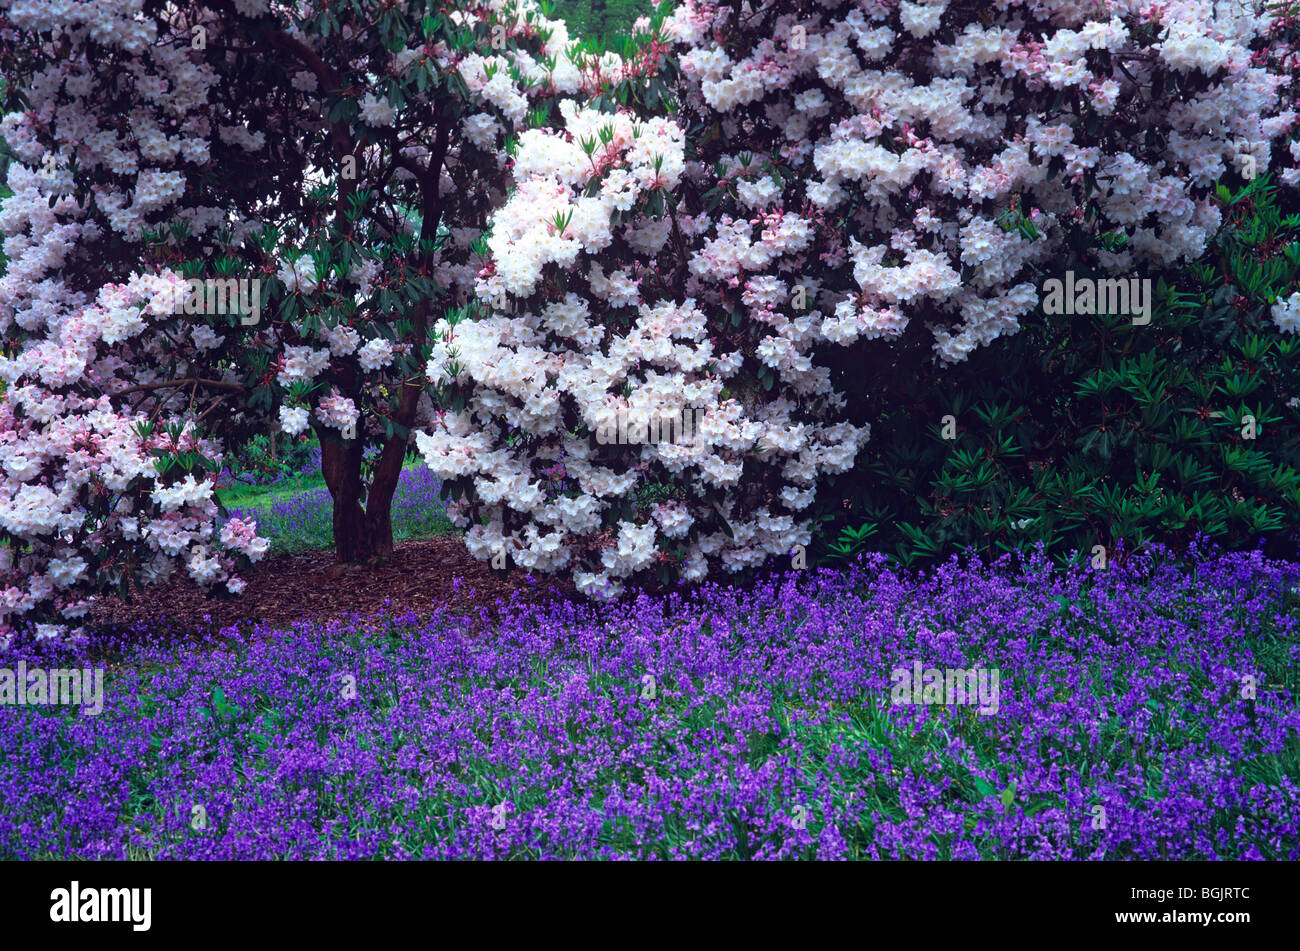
(815, 175, 1300, 569)
(552, 0, 650, 51)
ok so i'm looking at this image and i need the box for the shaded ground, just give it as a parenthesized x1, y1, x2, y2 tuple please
(89, 536, 581, 636)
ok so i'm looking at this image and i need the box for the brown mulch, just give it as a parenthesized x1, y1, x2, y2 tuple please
(88, 536, 582, 637)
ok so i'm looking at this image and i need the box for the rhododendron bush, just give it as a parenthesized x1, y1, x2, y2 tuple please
(418, 0, 1296, 597)
(1, 0, 1297, 635)
(1260, 0, 1300, 193)
(0, 0, 634, 640)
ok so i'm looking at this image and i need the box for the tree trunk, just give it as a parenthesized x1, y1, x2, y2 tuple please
(363, 439, 405, 562)
(360, 373, 424, 560)
(307, 115, 446, 567)
(316, 426, 396, 564)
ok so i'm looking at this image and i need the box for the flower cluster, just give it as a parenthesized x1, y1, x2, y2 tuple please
(419, 0, 1295, 595)
(421, 96, 870, 597)
(665, 0, 1290, 361)
(0, 0, 637, 635)
(1273, 290, 1300, 333)
(1254, 0, 1300, 190)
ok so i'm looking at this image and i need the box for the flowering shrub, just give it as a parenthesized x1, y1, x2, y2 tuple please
(419, 0, 1296, 596)
(1259, 0, 1300, 195)
(822, 172, 1300, 568)
(0, 0, 630, 639)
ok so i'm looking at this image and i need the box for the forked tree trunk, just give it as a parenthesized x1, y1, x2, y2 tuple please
(308, 117, 444, 566)
(314, 389, 419, 565)
(317, 429, 399, 564)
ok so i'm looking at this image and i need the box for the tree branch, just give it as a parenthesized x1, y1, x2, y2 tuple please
(109, 377, 247, 398)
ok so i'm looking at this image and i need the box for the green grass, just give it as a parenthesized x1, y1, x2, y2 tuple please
(217, 468, 330, 511)
(219, 459, 454, 554)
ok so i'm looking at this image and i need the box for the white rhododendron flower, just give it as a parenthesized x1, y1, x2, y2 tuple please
(321, 322, 361, 357)
(279, 405, 311, 436)
(316, 391, 360, 433)
(359, 93, 396, 127)
(357, 337, 395, 372)
(277, 255, 320, 294)
(416, 0, 1296, 595)
(191, 324, 225, 350)
(1273, 293, 1300, 334)
(277, 346, 331, 386)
